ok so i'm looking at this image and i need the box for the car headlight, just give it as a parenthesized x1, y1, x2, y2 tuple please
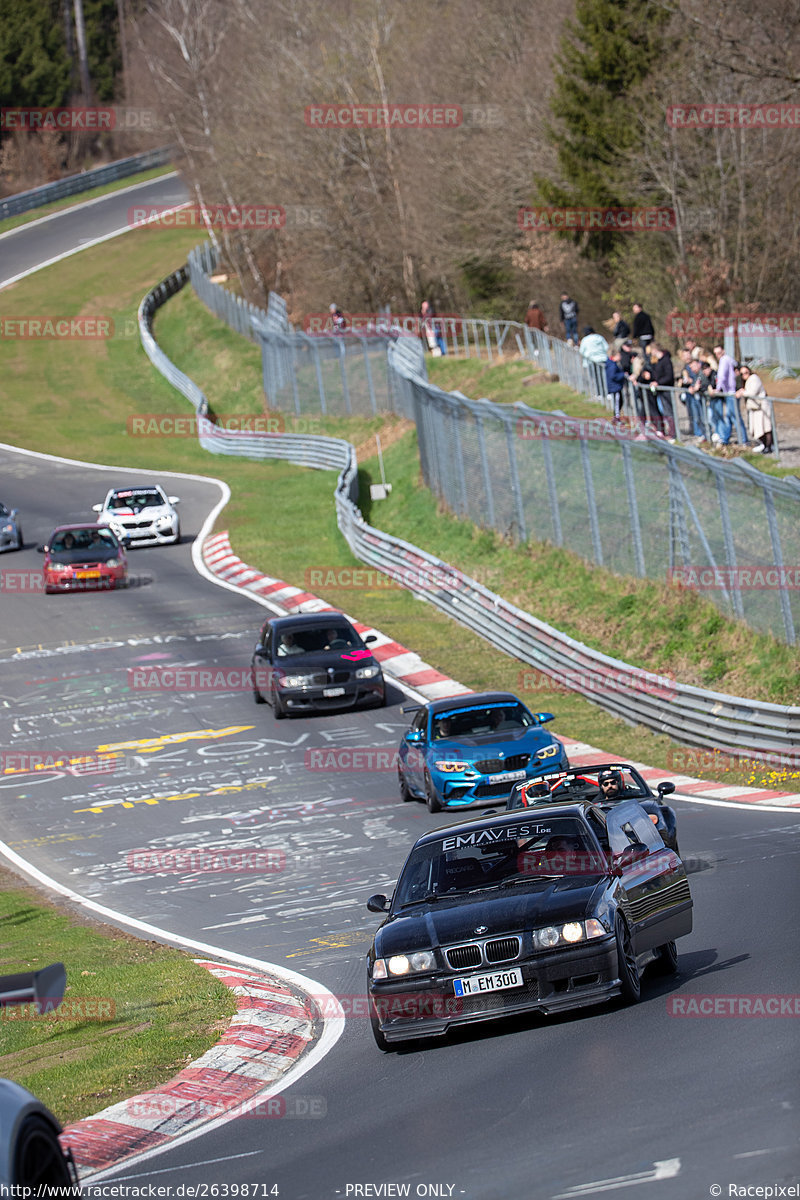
(106, 558, 121, 568)
(536, 744, 562, 760)
(533, 920, 607, 950)
(278, 674, 314, 689)
(1, 523, 13, 533)
(434, 760, 471, 772)
(379, 955, 434, 974)
(355, 665, 380, 679)
(49, 561, 68, 569)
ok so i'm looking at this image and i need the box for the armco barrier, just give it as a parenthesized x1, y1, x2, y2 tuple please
(138, 266, 800, 759)
(0, 147, 172, 221)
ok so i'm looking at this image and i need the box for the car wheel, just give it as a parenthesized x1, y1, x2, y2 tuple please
(15, 527, 23, 550)
(370, 1013, 390, 1052)
(253, 672, 266, 704)
(652, 939, 678, 976)
(271, 686, 286, 720)
(13, 1113, 74, 1185)
(615, 915, 641, 1004)
(424, 771, 443, 814)
(398, 764, 413, 803)
(172, 524, 181, 544)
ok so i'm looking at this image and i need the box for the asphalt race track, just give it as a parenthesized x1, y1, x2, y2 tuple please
(0, 182, 798, 1199)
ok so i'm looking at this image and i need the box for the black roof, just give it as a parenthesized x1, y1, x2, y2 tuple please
(412, 800, 602, 849)
(267, 610, 351, 630)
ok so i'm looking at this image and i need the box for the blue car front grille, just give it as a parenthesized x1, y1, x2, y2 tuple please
(473, 753, 530, 774)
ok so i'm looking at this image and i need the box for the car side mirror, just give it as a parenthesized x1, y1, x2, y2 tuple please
(363, 634, 376, 644)
(657, 781, 675, 797)
(405, 730, 424, 744)
(613, 842, 648, 875)
(37, 544, 47, 553)
(535, 712, 555, 724)
(168, 496, 181, 504)
(91, 503, 102, 512)
(367, 894, 390, 913)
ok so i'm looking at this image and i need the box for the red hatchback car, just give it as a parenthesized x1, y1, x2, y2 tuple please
(40, 524, 128, 593)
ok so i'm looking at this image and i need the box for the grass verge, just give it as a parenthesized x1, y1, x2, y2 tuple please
(0, 166, 175, 236)
(0, 866, 236, 1126)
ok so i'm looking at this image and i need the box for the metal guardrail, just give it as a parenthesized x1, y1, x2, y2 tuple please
(0, 147, 172, 221)
(138, 265, 799, 759)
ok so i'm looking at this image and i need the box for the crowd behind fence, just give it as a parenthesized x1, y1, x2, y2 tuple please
(185, 243, 800, 646)
(138, 263, 800, 752)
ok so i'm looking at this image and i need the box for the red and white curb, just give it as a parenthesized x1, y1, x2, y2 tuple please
(202, 532, 800, 810)
(61, 960, 320, 1177)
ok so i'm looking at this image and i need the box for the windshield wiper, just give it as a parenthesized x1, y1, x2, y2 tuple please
(398, 891, 441, 907)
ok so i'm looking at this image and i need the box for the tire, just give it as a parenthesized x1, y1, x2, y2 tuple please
(253, 672, 266, 704)
(615, 915, 641, 1004)
(15, 527, 23, 550)
(271, 686, 286, 719)
(370, 1015, 390, 1051)
(398, 764, 413, 803)
(13, 1114, 74, 1186)
(424, 771, 443, 814)
(652, 939, 678, 976)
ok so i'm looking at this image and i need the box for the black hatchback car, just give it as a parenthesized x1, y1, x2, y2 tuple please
(251, 611, 385, 718)
(366, 799, 693, 1049)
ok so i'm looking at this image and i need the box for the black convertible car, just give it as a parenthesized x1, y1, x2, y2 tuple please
(251, 611, 385, 718)
(366, 799, 692, 1049)
(507, 762, 680, 854)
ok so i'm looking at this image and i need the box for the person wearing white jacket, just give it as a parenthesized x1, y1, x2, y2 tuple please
(737, 365, 773, 453)
(578, 325, 610, 400)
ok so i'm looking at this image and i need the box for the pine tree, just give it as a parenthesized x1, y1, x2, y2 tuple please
(538, 0, 668, 214)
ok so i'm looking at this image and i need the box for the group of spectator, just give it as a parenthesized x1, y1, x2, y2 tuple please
(534, 297, 775, 453)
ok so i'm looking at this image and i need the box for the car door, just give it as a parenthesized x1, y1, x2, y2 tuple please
(607, 802, 692, 954)
(252, 623, 274, 698)
(403, 707, 429, 792)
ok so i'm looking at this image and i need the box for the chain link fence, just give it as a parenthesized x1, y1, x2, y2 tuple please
(139, 263, 800, 752)
(186, 244, 800, 645)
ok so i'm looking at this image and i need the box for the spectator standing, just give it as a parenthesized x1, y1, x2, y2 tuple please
(611, 310, 631, 340)
(651, 344, 676, 439)
(737, 364, 773, 454)
(559, 293, 579, 345)
(683, 354, 707, 438)
(712, 344, 748, 446)
(631, 302, 655, 353)
(420, 300, 446, 356)
(525, 301, 549, 332)
(579, 325, 609, 399)
(605, 350, 627, 423)
(329, 303, 347, 333)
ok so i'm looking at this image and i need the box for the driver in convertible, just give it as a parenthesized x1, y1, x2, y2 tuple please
(597, 769, 624, 800)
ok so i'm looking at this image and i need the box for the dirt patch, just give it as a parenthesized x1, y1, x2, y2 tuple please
(353, 417, 415, 462)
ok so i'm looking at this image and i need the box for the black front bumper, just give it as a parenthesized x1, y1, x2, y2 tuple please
(369, 937, 618, 1042)
(280, 679, 385, 712)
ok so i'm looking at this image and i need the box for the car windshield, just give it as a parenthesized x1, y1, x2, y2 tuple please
(394, 818, 605, 905)
(548, 768, 648, 801)
(108, 490, 163, 511)
(432, 702, 533, 740)
(50, 528, 118, 554)
(275, 624, 359, 657)
(0, 504, 9, 517)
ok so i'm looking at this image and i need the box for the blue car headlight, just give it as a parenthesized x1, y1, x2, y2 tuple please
(536, 743, 562, 761)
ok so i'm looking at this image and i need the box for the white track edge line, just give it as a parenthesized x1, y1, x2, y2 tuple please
(0, 171, 179, 242)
